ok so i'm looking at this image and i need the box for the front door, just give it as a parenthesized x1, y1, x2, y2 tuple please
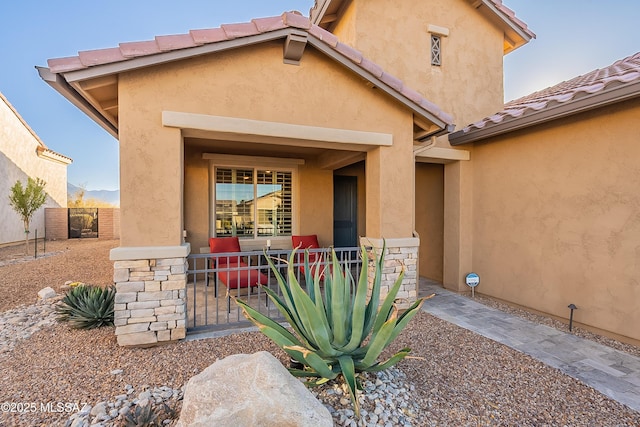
(333, 175, 358, 247)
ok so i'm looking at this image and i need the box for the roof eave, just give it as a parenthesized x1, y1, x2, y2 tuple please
(310, 0, 332, 26)
(41, 26, 453, 141)
(449, 81, 640, 145)
(37, 66, 119, 139)
(475, 0, 535, 54)
(59, 29, 292, 84)
(36, 145, 73, 165)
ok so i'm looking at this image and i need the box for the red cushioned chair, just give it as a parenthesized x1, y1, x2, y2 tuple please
(209, 237, 268, 311)
(291, 235, 327, 280)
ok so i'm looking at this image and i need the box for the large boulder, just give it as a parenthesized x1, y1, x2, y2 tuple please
(176, 351, 332, 427)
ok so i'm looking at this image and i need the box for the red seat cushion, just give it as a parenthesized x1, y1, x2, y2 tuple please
(292, 235, 320, 250)
(209, 237, 242, 266)
(209, 236, 268, 289)
(292, 235, 326, 278)
(217, 265, 268, 289)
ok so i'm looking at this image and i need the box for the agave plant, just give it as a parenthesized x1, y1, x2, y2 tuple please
(56, 284, 115, 329)
(235, 244, 431, 416)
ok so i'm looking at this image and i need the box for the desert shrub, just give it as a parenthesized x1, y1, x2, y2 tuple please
(236, 244, 430, 416)
(56, 284, 115, 329)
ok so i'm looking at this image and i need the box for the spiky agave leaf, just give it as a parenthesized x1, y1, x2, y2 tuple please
(56, 284, 115, 329)
(237, 243, 426, 418)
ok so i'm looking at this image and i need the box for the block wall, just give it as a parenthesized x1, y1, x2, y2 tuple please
(113, 257, 187, 346)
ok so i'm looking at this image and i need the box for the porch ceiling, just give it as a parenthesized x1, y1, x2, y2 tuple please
(186, 137, 325, 158)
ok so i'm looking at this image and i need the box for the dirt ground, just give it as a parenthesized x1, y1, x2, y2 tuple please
(0, 239, 117, 312)
(0, 238, 638, 426)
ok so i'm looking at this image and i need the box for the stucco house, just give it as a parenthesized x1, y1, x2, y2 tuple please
(0, 92, 71, 247)
(37, 0, 640, 347)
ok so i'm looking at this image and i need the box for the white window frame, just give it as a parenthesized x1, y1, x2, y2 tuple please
(427, 24, 449, 68)
(430, 35, 442, 66)
(204, 154, 304, 243)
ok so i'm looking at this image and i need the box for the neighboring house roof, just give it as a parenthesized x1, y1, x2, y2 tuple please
(449, 51, 640, 145)
(38, 12, 454, 140)
(0, 92, 72, 164)
(309, 0, 535, 54)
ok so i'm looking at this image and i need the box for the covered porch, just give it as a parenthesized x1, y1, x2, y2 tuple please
(38, 12, 458, 345)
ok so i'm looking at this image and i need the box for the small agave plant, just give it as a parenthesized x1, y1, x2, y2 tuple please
(236, 244, 431, 416)
(56, 284, 116, 329)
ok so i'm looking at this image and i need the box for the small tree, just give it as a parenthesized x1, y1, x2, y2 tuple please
(8, 177, 47, 253)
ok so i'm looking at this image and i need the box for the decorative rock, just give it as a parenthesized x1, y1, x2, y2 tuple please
(176, 351, 333, 427)
(37, 286, 57, 300)
(310, 366, 419, 427)
(66, 384, 183, 426)
(90, 401, 107, 417)
(0, 297, 59, 357)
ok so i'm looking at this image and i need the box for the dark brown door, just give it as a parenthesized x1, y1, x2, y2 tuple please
(333, 175, 357, 247)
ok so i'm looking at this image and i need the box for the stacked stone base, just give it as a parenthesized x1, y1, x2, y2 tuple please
(362, 237, 418, 310)
(113, 257, 187, 347)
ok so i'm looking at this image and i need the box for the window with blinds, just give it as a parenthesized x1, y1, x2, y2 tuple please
(215, 167, 292, 238)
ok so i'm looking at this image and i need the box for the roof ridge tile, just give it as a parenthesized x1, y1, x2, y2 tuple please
(78, 47, 126, 68)
(252, 16, 288, 33)
(119, 40, 161, 58)
(282, 11, 312, 30)
(155, 33, 199, 52)
(221, 21, 260, 39)
(308, 25, 338, 48)
(189, 28, 227, 44)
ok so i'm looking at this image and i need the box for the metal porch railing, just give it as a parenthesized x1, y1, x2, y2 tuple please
(186, 247, 362, 333)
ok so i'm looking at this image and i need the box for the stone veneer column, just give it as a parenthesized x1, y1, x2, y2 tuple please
(361, 237, 419, 310)
(110, 245, 189, 347)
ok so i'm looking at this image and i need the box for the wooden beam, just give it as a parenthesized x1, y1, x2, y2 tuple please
(100, 98, 118, 111)
(79, 75, 117, 91)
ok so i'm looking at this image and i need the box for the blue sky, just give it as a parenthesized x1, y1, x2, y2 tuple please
(0, 1, 638, 191)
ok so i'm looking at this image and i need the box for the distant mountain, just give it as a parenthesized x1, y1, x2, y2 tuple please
(67, 183, 120, 207)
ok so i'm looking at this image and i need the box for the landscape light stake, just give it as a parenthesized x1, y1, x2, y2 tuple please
(567, 304, 577, 331)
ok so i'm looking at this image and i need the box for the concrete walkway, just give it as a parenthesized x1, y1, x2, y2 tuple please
(420, 281, 640, 413)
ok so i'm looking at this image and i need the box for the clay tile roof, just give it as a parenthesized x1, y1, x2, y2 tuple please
(78, 47, 126, 68)
(155, 33, 200, 51)
(45, 11, 453, 127)
(486, 0, 535, 39)
(449, 51, 640, 145)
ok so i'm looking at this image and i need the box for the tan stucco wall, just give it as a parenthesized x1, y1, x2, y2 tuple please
(183, 144, 210, 252)
(0, 95, 68, 245)
(332, 0, 357, 47)
(415, 163, 444, 282)
(298, 161, 334, 245)
(119, 42, 418, 248)
(469, 99, 640, 342)
(331, 0, 505, 127)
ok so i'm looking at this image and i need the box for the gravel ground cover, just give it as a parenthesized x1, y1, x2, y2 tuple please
(0, 239, 639, 426)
